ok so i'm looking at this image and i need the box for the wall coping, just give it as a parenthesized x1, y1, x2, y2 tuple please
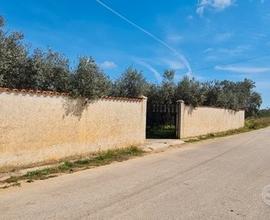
(0, 87, 144, 102)
(183, 104, 245, 112)
(177, 100, 245, 112)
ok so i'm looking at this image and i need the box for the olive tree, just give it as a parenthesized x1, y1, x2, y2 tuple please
(175, 76, 205, 106)
(30, 49, 70, 92)
(113, 67, 147, 97)
(71, 57, 111, 99)
(0, 16, 30, 88)
(160, 70, 176, 104)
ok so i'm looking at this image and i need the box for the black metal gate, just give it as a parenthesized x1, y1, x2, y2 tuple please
(146, 103, 178, 139)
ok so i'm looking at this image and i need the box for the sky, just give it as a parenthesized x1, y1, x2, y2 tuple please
(0, 0, 269, 107)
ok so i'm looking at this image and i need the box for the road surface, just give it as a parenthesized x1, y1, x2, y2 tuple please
(1, 128, 270, 219)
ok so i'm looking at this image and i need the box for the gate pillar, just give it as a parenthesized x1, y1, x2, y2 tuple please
(140, 96, 148, 140)
(176, 100, 185, 139)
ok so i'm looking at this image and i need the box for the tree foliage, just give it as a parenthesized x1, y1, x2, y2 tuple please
(146, 73, 262, 116)
(160, 70, 176, 104)
(71, 57, 111, 99)
(30, 49, 70, 92)
(112, 67, 147, 98)
(0, 17, 29, 88)
(0, 16, 263, 115)
(176, 76, 205, 106)
(259, 108, 270, 117)
(202, 79, 262, 115)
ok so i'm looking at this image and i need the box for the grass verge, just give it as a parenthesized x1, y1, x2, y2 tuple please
(0, 146, 144, 189)
(1, 117, 269, 189)
(185, 117, 270, 143)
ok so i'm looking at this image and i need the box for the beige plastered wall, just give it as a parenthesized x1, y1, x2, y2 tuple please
(0, 91, 147, 169)
(177, 101, 245, 139)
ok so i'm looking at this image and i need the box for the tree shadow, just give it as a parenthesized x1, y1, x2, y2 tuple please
(62, 97, 96, 120)
(186, 105, 195, 115)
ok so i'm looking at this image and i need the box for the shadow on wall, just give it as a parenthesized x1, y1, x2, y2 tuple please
(62, 97, 98, 119)
(186, 105, 195, 115)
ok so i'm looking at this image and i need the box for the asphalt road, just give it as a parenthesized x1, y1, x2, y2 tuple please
(1, 128, 270, 220)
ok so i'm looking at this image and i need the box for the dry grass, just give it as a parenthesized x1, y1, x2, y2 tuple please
(185, 117, 270, 143)
(0, 146, 144, 189)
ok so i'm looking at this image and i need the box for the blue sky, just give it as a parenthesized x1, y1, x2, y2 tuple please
(1, 0, 270, 107)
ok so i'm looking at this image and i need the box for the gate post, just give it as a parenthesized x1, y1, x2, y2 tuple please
(140, 96, 148, 140)
(176, 100, 185, 139)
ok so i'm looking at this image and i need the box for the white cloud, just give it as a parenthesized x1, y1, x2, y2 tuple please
(218, 45, 250, 54)
(135, 56, 188, 83)
(166, 34, 184, 44)
(197, 0, 234, 16)
(162, 58, 186, 70)
(135, 60, 162, 83)
(187, 15, 194, 20)
(96, 0, 192, 74)
(203, 48, 214, 53)
(215, 65, 270, 73)
(100, 61, 117, 69)
(204, 45, 251, 61)
(252, 33, 267, 40)
(214, 32, 233, 42)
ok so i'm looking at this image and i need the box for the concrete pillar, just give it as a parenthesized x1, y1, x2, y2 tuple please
(140, 96, 148, 141)
(176, 100, 185, 139)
